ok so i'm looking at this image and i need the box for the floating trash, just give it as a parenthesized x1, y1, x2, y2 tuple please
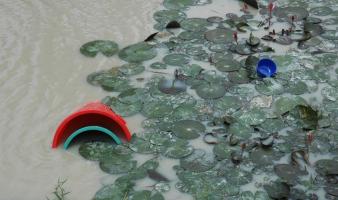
(158, 78, 187, 95)
(256, 58, 277, 78)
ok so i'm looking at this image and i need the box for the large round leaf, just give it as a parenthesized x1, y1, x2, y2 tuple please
(119, 42, 157, 62)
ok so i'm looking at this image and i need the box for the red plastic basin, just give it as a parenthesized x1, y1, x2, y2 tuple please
(52, 101, 132, 148)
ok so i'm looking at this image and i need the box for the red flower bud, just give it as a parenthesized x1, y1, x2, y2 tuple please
(306, 131, 315, 145)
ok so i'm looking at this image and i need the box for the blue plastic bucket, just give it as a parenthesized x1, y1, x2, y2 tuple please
(256, 58, 277, 78)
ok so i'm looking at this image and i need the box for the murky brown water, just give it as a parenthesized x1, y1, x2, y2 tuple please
(1, 0, 336, 199)
(0, 1, 161, 199)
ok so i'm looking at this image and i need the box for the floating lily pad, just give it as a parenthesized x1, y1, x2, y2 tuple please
(128, 190, 152, 200)
(181, 18, 209, 32)
(99, 76, 131, 92)
(289, 105, 319, 129)
(238, 108, 267, 126)
(205, 28, 234, 43)
(163, 141, 194, 158)
(94, 182, 133, 200)
(163, 0, 197, 10)
(109, 98, 142, 117)
(250, 148, 282, 167)
(151, 192, 165, 200)
(274, 7, 309, 21)
(259, 118, 286, 133)
(196, 82, 226, 99)
(180, 149, 216, 172)
(128, 135, 154, 154)
(154, 182, 171, 193)
(173, 104, 198, 119)
(264, 181, 290, 200)
(255, 79, 284, 95)
(213, 142, 232, 160)
(118, 63, 145, 76)
(298, 37, 322, 49)
(208, 43, 229, 52)
(253, 191, 270, 200)
(322, 85, 338, 101)
(325, 186, 338, 198)
(228, 69, 250, 84)
(150, 62, 167, 69)
(274, 164, 306, 185)
(142, 101, 173, 118)
(153, 9, 187, 23)
(80, 40, 119, 57)
(118, 88, 145, 104)
(172, 120, 205, 139)
(79, 142, 117, 161)
(275, 36, 293, 45)
(163, 53, 190, 66)
(274, 96, 306, 115)
(99, 159, 137, 174)
(201, 70, 225, 83)
(304, 23, 324, 37)
(87, 71, 113, 86)
(286, 80, 308, 95)
(240, 191, 255, 200)
(321, 30, 338, 40)
(315, 159, 338, 176)
(126, 159, 160, 181)
(178, 31, 204, 40)
(184, 44, 205, 56)
(235, 44, 252, 55)
(119, 42, 157, 62)
(310, 6, 333, 16)
(214, 96, 242, 113)
(207, 16, 224, 23)
(215, 58, 241, 72)
(223, 168, 253, 185)
(229, 122, 254, 139)
(323, 17, 338, 26)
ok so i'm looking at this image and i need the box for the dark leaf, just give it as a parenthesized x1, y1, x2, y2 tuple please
(166, 20, 181, 29)
(144, 32, 159, 42)
(261, 35, 274, 41)
(243, 0, 258, 9)
(147, 169, 169, 182)
(236, 22, 250, 32)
